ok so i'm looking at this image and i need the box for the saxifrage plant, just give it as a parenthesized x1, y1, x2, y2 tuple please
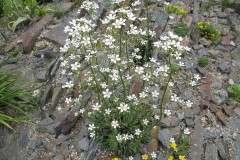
(60, 0, 200, 158)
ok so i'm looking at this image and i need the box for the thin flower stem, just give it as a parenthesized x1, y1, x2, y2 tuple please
(159, 55, 173, 120)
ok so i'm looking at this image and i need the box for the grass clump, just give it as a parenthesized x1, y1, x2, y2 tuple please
(198, 56, 209, 67)
(228, 84, 240, 102)
(222, 0, 230, 11)
(166, 4, 187, 16)
(173, 22, 189, 37)
(197, 22, 221, 41)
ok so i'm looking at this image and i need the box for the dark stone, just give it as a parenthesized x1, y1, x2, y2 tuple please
(84, 140, 98, 160)
(40, 85, 52, 107)
(1, 64, 19, 71)
(37, 117, 55, 134)
(189, 118, 204, 160)
(185, 60, 194, 69)
(157, 129, 170, 147)
(36, 70, 48, 82)
(160, 117, 171, 127)
(214, 138, 228, 159)
(218, 63, 229, 73)
(50, 59, 60, 78)
(205, 142, 219, 160)
(186, 118, 194, 126)
(76, 137, 90, 152)
(55, 134, 70, 145)
(36, 48, 57, 59)
(51, 86, 63, 109)
(7, 57, 18, 64)
(23, 14, 53, 53)
(196, 66, 208, 76)
(198, 48, 208, 56)
(203, 130, 221, 140)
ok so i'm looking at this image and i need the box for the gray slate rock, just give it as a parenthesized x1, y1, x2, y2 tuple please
(37, 117, 55, 134)
(55, 135, 70, 145)
(84, 140, 98, 160)
(214, 138, 228, 159)
(219, 63, 229, 73)
(36, 70, 47, 82)
(205, 142, 219, 160)
(203, 130, 221, 140)
(185, 60, 194, 69)
(157, 129, 170, 147)
(234, 107, 240, 117)
(51, 87, 64, 110)
(198, 48, 208, 56)
(77, 137, 90, 152)
(186, 118, 194, 126)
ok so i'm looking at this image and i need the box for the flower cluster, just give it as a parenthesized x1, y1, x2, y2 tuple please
(60, 0, 198, 158)
(197, 22, 221, 41)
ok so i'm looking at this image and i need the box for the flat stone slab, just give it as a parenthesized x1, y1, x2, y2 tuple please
(43, 17, 73, 47)
(23, 14, 54, 53)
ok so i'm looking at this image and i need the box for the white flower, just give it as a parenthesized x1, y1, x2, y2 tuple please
(118, 102, 130, 112)
(105, 108, 111, 115)
(65, 97, 72, 104)
(100, 82, 108, 88)
(143, 119, 149, 125)
(111, 120, 119, 129)
(127, 94, 136, 100)
(151, 152, 157, 159)
(80, 108, 85, 113)
(71, 62, 81, 71)
(116, 134, 122, 142)
(62, 81, 74, 89)
(103, 89, 112, 98)
(140, 92, 148, 98)
(92, 103, 101, 111)
(152, 90, 159, 98)
(179, 61, 185, 67)
(171, 94, 179, 102)
(135, 66, 144, 75)
(90, 132, 95, 138)
(170, 137, 175, 143)
(109, 54, 120, 64)
(164, 109, 171, 116)
(112, 18, 126, 28)
(143, 73, 151, 81)
(194, 74, 201, 81)
(33, 90, 40, 97)
(88, 124, 96, 131)
(185, 100, 193, 108)
(190, 80, 196, 86)
(135, 128, 141, 136)
(184, 128, 191, 135)
(110, 74, 119, 81)
(155, 115, 160, 120)
(128, 156, 134, 160)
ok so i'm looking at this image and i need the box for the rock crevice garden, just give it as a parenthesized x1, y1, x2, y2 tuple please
(0, 0, 240, 160)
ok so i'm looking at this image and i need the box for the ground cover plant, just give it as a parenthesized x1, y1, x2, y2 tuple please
(228, 84, 240, 102)
(197, 22, 221, 41)
(60, 0, 198, 159)
(0, 56, 37, 130)
(1, 0, 53, 31)
(173, 22, 189, 37)
(198, 56, 209, 67)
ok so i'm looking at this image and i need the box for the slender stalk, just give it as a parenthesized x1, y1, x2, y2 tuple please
(144, 0, 150, 63)
(159, 55, 173, 120)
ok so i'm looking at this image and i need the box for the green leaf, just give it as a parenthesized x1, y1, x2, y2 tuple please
(9, 16, 30, 32)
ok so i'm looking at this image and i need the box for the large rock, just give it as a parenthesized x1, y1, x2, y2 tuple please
(23, 14, 53, 53)
(157, 129, 170, 147)
(205, 142, 219, 160)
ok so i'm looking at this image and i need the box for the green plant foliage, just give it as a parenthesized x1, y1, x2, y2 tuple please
(197, 22, 221, 41)
(174, 135, 191, 157)
(228, 84, 240, 101)
(88, 98, 154, 157)
(173, 22, 189, 37)
(222, 0, 230, 11)
(198, 56, 209, 67)
(166, 4, 187, 16)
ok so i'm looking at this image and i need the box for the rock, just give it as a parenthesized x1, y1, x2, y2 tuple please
(43, 17, 73, 47)
(196, 66, 208, 76)
(147, 138, 158, 153)
(185, 60, 194, 69)
(36, 48, 57, 59)
(219, 90, 228, 102)
(8, 57, 18, 64)
(53, 154, 64, 160)
(1, 64, 19, 71)
(51, 86, 63, 109)
(37, 117, 55, 134)
(189, 118, 204, 160)
(198, 48, 208, 56)
(157, 129, 170, 147)
(57, 2, 75, 13)
(208, 49, 218, 58)
(181, 89, 193, 100)
(169, 127, 181, 136)
(177, 112, 185, 120)
(23, 14, 53, 53)
(184, 109, 194, 118)
(199, 74, 212, 98)
(214, 139, 228, 159)
(186, 118, 194, 126)
(154, 13, 168, 38)
(216, 110, 227, 126)
(84, 140, 98, 160)
(203, 130, 221, 139)
(223, 105, 233, 116)
(55, 134, 70, 145)
(234, 107, 240, 117)
(229, 41, 236, 46)
(28, 139, 37, 150)
(160, 117, 171, 127)
(221, 36, 231, 45)
(36, 70, 48, 82)
(219, 63, 229, 73)
(205, 142, 219, 160)
(198, 38, 212, 47)
(40, 85, 52, 107)
(59, 141, 68, 156)
(50, 59, 60, 78)
(77, 137, 90, 152)
(217, 11, 227, 18)
(170, 116, 181, 127)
